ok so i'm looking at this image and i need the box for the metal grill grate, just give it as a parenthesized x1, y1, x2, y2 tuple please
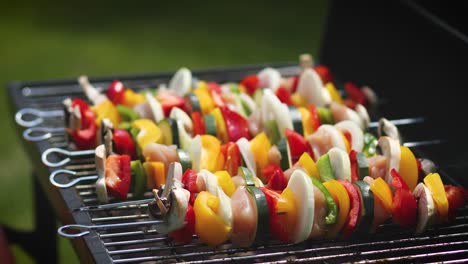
(8, 64, 468, 263)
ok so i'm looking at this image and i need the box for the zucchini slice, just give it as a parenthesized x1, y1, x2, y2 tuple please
(277, 138, 292, 171)
(353, 180, 374, 235)
(158, 118, 179, 147)
(247, 186, 270, 243)
(177, 149, 192, 172)
(238, 166, 256, 187)
(203, 114, 217, 137)
(184, 92, 201, 114)
(289, 106, 304, 136)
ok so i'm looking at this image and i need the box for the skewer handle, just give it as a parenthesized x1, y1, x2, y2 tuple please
(15, 108, 63, 127)
(58, 220, 164, 238)
(42, 148, 95, 167)
(49, 169, 98, 188)
(23, 127, 65, 141)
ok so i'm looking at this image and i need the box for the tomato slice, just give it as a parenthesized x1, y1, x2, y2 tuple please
(105, 155, 131, 200)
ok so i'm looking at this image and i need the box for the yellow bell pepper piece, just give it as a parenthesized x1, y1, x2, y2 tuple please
(424, 173, 449, 222)
(369, 177, 393, 214)
(92, 100, 120, 127)
(193, 82, 215, 115)
(132, 119, 163, 149)
(122, 89, 145, 107)
(399, 146, 418, 191)
(143, 161, 165, 189)
(276, 187, 298, 242)
(323, 179, 350, 239)
(250, 132, 271, 177)
(325, 82, 343, 104)
(297, 107, 313, 137)
(200, 135, 223, 172)
(297, 152, 319, 180)
(291, 93, 308, 107)
(211, 108, 228, 143)
(214, 171, 236, 197)
(194, 191, 231, 246)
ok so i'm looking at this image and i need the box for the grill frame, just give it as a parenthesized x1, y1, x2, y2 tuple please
(7, 64, 468, 263)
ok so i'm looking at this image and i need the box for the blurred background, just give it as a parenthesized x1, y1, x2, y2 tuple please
(0, 0, 329, 262)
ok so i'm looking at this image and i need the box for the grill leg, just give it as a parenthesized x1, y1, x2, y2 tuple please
(3, 174, 57, 264)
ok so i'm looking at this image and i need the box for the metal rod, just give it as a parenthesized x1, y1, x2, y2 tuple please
(15, 108, 63, 127)
(58, 220, 164, 238)
(91, 215, 150, 223)
(42, 148, 94, 167)
(403, 139, 445, 148)
(368, 117, 425, 128)
(75, 198, 154, 212)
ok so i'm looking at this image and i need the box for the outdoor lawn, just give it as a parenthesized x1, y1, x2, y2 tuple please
(0, 0, 328, 262)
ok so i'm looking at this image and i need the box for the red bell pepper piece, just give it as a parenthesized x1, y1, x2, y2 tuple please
(169, 204, 196, 245)
(308, 104, 321, 132)
(106, 80, 125, 105)
(221, 142, 241, 177)
(191, 112, 205, 136)
(220, 106, 251, 142)
(105, 155, 131, 200)
(338, 180, 361, 239)
(260, 187, 290, 242)
(284, 128, 313, 163)
(390, 169, 417, 227)
(262, 164, 287, 191)
(290, 75, 299, 93)
(182, 169, 198, 205)
(349, 150, 359, 182)
(156, 92, 186, 117)
(444, 185, 467, 219)
(275, 87, 293, 106)
(207, 82, 226, 108)
(344, 82, 367, 106)
(112, 128, 137, 159)
(240, 74, 259, 96)
(314, 65, 333, 84)
(70, 100, 97, 150)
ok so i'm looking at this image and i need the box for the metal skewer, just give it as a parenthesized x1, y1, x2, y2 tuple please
(42, 148, 95, 167)
(75, 198, 154, 212)
(58, 220, 164, 238)
(15, 108, 63, 127)
(49, 169, 98, 188)
(23, 127, 65, 141)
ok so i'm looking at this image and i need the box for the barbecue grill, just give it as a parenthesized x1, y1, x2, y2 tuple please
(5, 1, 468, 263)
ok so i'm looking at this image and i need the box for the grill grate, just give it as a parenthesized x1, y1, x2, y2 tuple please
(8, 64, 468, 263)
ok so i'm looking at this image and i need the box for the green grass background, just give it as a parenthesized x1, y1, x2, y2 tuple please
(0, 1, 328, 262)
